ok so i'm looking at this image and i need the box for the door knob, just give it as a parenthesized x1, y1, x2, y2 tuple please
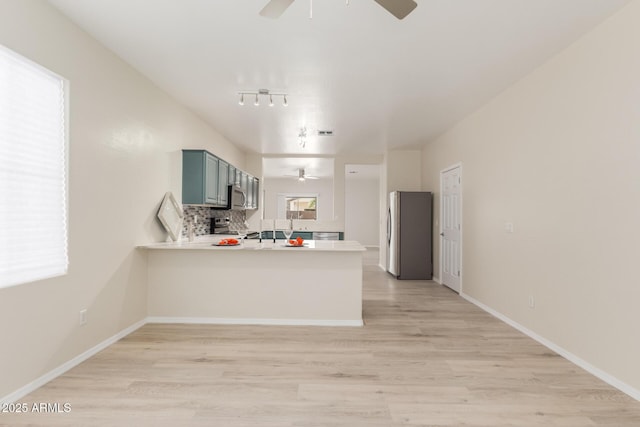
(440, 232, 444, 236)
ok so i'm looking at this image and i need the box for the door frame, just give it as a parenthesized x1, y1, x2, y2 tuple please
(439, 163, 463, 293)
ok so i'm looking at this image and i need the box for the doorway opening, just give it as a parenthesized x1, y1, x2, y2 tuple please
(344, 164, 381, 248)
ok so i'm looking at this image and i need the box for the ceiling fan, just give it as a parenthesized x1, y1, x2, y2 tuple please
(285, 168, 319, 181)
(260, 0, 418, 20)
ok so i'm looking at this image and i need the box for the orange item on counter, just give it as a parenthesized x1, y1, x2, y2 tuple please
(288, 237, 304, 246)
(218, 238, 239, 245)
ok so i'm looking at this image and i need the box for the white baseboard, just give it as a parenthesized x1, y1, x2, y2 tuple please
(432, 276, 442, 284)
(146, 316, 364, 327)
(1, 318, 146, 405)
(461, 292, 640, 402)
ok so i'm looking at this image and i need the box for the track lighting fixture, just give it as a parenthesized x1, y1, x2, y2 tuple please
(238, 89, 288, 107)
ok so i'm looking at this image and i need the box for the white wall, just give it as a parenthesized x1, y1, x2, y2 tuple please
(0, 0, 245, 399)
(387, 150, 422, 192)
(345, 176, 380, 246)
(422, 1, 640, 394)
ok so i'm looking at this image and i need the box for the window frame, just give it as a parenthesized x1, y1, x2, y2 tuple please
(0, 44, 69, 289)
(277, 193, 318, 220)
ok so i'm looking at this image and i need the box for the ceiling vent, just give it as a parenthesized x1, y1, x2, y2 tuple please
(317, 130, 334, 136)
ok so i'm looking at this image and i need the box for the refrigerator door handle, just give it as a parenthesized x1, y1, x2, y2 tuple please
(387, 207, 391, 245)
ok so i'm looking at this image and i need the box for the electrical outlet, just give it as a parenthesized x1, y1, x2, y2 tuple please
(528, 296, 535, 309)
(505, 222, 514, 233)
(79, 309, 87, 326)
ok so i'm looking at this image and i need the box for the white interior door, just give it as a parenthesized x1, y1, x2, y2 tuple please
(441, 165, 461, 293)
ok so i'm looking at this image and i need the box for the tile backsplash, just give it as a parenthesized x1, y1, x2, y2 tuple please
(182, 206, 246, 237)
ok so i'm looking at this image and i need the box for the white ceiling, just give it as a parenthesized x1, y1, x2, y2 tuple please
(48, 0, 629, 157)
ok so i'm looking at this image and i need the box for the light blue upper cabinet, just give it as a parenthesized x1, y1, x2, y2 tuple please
(218, 159, 229, 206)
(182, 149, 223, 206)
(205, 153, 219, 204)
(182, 149, 258, 209)
(252, 177, 260, 210)
(234, 169, 241, 186)
(240, 171, 248, 194)
(247, 176, 254, 208)
(228, 165, 236, 186)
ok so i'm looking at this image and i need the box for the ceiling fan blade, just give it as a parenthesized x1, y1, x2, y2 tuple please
(373, 0, 417, 20)
(259, 0, 295, 19)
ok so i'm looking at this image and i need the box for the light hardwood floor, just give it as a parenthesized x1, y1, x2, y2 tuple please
(2, 262, 639, 426)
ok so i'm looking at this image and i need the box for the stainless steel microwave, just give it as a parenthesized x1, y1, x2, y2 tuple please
(228, 185, 246, 210)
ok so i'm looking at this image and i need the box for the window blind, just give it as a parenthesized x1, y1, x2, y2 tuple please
(0, 45, 68, 288)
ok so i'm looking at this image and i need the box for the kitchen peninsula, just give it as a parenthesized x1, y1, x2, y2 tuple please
(140, 238, 366, 326)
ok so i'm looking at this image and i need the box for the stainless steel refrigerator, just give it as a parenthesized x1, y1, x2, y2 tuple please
(387, 191, 433, 280)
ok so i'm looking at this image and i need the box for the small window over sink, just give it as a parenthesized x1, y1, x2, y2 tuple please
(286, 196, 317, 220)
(277, 193, 318, 220)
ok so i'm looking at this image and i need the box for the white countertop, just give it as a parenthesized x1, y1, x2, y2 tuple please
(139, 235, 365, 252)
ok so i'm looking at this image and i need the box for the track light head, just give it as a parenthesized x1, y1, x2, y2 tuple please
(283, 94, 288, 107)
(254, 94, 259, 106)
(269, 95, 274, 107)
(239, 93, 244, 106)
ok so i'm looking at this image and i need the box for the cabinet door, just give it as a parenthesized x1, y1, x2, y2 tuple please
(240, 172, 248, 194)
(182, 150, 206, 205)
(246, 176, 254, 208)
(218, 159, 229, 206)
(205, 153, 218, 204)
(252, 178, 259, 209)
(228, 165, 236, 186)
